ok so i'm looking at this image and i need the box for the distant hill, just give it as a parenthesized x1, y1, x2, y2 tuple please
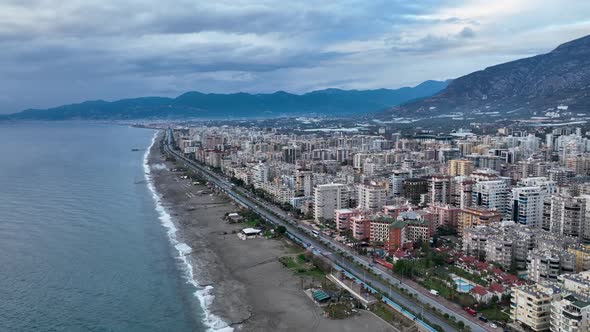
(8, 80, 449, 120)
(382, 34, 590, 118)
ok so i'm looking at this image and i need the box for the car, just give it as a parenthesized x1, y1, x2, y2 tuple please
(478, 316, 488, 323)
(489, 323, 497, 328)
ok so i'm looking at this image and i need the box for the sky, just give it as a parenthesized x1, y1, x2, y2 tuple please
(1, 0, 590, 113)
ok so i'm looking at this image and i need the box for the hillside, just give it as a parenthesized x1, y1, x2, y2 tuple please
(8, 80, 449, 120)
(382, 34, 590, 118)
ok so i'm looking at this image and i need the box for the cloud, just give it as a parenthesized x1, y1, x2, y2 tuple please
(0, 0, 589, 113)
(459, 27, 476, 38)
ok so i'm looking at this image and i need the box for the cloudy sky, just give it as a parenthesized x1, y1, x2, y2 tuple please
(1, 0, 589, 113)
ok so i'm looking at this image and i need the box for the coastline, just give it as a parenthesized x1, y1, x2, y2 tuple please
(143, 132, 234, 331)
(145, 131, 394, 332)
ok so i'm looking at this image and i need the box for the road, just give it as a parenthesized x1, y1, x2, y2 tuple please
(163, 129, 493, 332)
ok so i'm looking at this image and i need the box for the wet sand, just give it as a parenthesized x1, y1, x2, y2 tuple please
(148, 135, 394, 332)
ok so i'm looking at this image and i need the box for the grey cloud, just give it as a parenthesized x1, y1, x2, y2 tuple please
(459, 27, 476, 38)
(0, 0, 588, 113)
(388, 26, 477, 54)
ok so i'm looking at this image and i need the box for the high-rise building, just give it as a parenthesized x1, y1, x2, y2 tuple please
(427, 176, 453, 205)
(511, 283, 562, 331)
(512, 187, 549, 227)
(452, 177, 475, 209)
(401, 178, 428, 205)
(472, 179, 511, 218)
(390, 169, 410, 197)
(546, 195, 588, 240)
(357, 183, 387, 211)
(448, 159, 474, 177)
(314, 183, 349, 223)
(252, 162, 269, 188)
(282, 145, 301, 164)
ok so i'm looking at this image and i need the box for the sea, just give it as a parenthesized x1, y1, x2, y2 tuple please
(0, 122, 227, 332)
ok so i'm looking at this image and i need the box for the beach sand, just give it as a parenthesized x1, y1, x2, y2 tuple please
(148, 135, 394, 332)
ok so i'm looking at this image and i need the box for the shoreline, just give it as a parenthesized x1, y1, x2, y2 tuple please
(146, 131, 394, 332)
(143, 132, 233, 331)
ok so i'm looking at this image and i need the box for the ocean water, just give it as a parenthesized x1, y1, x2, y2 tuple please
(0, 122, 215, 331)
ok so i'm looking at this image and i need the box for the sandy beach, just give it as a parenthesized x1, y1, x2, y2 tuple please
(147, 133, 394, 331)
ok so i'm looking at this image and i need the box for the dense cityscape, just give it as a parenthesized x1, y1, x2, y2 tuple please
(3, 2, 590, 332)
(166, 120, 590, 332)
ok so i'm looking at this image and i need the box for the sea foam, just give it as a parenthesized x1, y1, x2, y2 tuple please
(143, 132, 233, 332)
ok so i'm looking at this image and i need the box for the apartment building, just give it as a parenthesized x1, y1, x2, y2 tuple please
(511, 283, 562, 331)
(390, 169, 410, 197)
(428, 204, 460, 229)
(569, 244, 590, 273)
(545, 195, 588, 240)
(458, 207, 502, 236)
(512, 271, 590, 332)
(527, 248, 576, 283)
(314, 183, 349, 223)
(472, 179, 511, 218)
(551, 293, 590, 332)
(448, 159, 474, 176)
(427, 175, 453, 205)
(357, 183, 387, 211)
(512, 186, 548, 227)
(369, 217, 391, 244)
(401, 178, 428, 205)
(334, 208, 355, 233)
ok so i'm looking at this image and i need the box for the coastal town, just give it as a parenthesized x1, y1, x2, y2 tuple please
(163, 120, 590, 332)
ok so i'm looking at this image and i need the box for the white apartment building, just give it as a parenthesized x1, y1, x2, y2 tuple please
(512, 186, 548, 227)
(528, 248, 576, 283)
(513, 271, 590, 332)
(551, 293, 590, 332)
(314, 183, 349, 223)
(390, 169, 410, 197)
(252, 162, 269, 188)
(472, 179, 510, 218)
(357, 183, 387, 211)
(512, 283, 562, 331)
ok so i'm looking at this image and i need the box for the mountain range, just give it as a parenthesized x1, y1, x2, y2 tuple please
(382, 34, 590, 118)
(5, 80, 449, 120)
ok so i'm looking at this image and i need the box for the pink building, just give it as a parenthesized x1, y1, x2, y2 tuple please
(334, 209, 356, 232)
(350, 215, 370, 240)
(428, 204, 460, 230)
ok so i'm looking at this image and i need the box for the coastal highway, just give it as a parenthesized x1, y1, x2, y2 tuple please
(163, 129, 491, 332)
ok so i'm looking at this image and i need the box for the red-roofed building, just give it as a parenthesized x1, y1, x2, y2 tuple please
(488, 283, 506, 297)
(470, 285, 492, 303)
(497, 273, 518, 286)
(474, 261, 489, 272)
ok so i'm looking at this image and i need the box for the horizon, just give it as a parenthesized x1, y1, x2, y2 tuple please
(10, 79, 451, 113)
(1, 1, 590, 113)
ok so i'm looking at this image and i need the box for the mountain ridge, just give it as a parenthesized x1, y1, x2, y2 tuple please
(8, 80, 450, 120)
(382, 34, 590, 118)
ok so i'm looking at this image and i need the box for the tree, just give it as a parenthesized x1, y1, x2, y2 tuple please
(276, 225, 287, 234)
(393, 260, 414, 278)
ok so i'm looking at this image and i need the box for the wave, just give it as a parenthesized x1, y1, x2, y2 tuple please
(143, 132, 233, 332)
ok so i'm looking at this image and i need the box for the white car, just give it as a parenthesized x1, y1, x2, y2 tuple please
(489, 323, 497, 329)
